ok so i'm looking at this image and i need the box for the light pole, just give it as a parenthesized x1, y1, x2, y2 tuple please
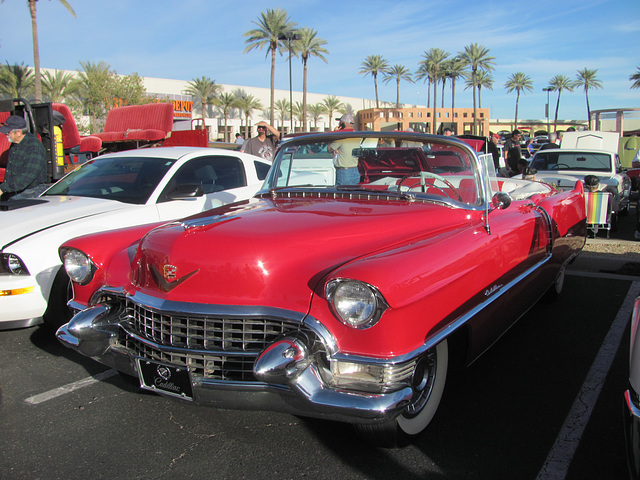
(543, 87, 552, 135)
(278, 31, 301, 134)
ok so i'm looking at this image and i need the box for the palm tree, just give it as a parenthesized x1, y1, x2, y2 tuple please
(292, 101, 307, 129)
(235, 94, 263, 138)
(382, 65, 414, 108)
(274, 98, 291, 130)
(631, 66, 640, 89)
(420, 49, 449, 134)
(359, 55, 389, 109)
(458, 43, 495, 134)
(504, 72, 533, 129)
(474, 70, 494, 109)
(76, 60, 114, 132)
(292, 27, 328, 131)
(575, 68, 602, 122)
(0, 62, 34, 99)
(15, 0, 77, 101)
(214, 92, 238, 142)
(243, 8, 297, 126)
(41, 69, 78, 103)
(307, 103, 326, 131)
(548, 74, 575, 132)
(322, 95, 344, 129)
(183, 76, 221, 125)
(444, 57, 467, 127)
(414, 63, 432, 110)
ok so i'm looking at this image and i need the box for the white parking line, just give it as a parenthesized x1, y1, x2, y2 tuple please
(24, 369, 120, 405)
(536, 279, 640, 480)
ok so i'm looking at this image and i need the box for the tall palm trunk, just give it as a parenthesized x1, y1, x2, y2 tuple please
(432, 71, 438, 134)
(374, 75, 379, 108)
(472, 70, 478, 135)
(29, 0, 41, 101)
(554, 92, 561, 132)
(303, 59, 308, 131)
(585, 90, 591, 122)
(451, 80, 456, 132)
(270, 47, 276, 125)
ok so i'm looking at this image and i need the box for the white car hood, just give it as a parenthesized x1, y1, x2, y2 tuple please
(535, 171, 621, 192)
(0, 196, 130, 247)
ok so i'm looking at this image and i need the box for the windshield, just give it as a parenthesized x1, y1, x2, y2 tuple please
(44, 156, 176, 204)
(264, 133, 482, 206)
(531, 151, 612, 172)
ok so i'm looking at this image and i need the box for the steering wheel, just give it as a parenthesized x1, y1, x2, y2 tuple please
(551, 163, 571, 170)
(398, 172, 462, 201)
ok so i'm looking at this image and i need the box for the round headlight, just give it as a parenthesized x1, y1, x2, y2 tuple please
(326, 279, 387, 329)
(63, 249, 94, 285)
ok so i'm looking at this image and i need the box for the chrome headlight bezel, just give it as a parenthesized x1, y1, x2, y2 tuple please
(61, 247, 96, 285)
(0, 253, 30, 275)
(325, 279, 388, 329)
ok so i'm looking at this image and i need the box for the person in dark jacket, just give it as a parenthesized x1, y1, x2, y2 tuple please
(0, 115, 47, 200)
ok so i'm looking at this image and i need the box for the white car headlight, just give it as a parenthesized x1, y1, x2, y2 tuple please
(325, 279, 388, 329)
(1, 253, 29, 275)
(62, 248, 95, 285)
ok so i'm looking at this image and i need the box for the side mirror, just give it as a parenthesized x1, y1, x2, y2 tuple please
(491, 191, 512, 210)
(167, 184, 204, 200)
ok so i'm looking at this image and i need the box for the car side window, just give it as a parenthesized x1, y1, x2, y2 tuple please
(254, 160, 270, 181)
(532, 153, 558, 170)
(158, 156, 247, 202)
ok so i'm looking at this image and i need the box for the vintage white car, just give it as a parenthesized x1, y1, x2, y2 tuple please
(531, 130, 631, 218)
(0, 147, 270, 330)
(529, 148, 631, 217)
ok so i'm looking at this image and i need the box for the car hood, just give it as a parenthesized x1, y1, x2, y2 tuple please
(0, 196, 129, 247)
(130, 196, 472, 313)
(535, 171, 622, 191)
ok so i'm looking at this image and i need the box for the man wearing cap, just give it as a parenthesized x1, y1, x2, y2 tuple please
(330, 114, 360, 185)
(240, 121, 280, 162)
(0, 115, 47, 201)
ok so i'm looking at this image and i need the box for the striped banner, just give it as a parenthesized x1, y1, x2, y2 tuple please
(585, 191, 610, 225)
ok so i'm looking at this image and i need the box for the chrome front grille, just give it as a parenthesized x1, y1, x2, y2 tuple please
(117, 297, 316, 382)
(127, 301, 291, 352)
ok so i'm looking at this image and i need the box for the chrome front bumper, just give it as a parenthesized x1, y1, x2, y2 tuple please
(56, 303, 414, 425)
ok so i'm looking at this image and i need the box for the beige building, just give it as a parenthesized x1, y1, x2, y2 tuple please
(357, 106, 490, 135)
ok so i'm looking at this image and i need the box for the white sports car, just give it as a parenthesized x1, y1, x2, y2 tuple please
(0, 147, 270, 330)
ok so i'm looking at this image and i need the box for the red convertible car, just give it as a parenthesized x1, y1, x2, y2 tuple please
(57, 132, 586, 445)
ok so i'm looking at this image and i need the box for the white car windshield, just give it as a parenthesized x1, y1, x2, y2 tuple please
(264, 133, 483, 206)
(44, 156, 177, 204)
(531, 151, 612, 172)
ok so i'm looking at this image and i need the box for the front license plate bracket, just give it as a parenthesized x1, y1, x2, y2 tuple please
(137, 358, 194, 401)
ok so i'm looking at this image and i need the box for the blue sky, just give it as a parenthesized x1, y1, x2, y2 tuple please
(1, 0, 639, 121)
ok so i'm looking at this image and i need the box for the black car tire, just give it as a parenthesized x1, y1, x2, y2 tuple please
(43, 267, 73, 331)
